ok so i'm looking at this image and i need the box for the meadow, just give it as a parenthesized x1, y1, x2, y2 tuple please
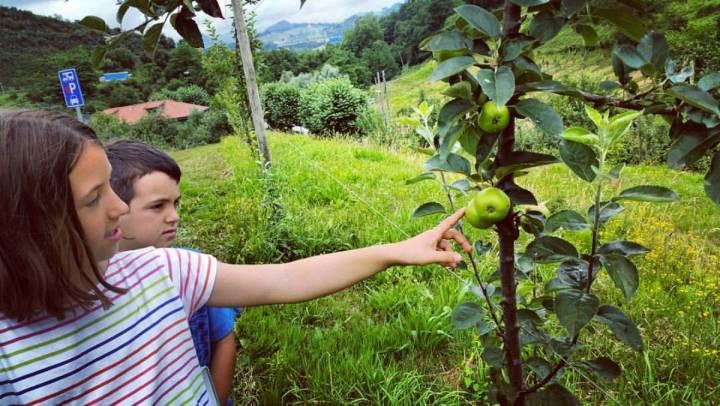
(173, 133, 719, 405)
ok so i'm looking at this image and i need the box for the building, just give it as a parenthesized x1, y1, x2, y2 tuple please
(101, 100, 209, 124)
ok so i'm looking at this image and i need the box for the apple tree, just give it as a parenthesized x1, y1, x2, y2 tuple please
(407, 0, 719, 404)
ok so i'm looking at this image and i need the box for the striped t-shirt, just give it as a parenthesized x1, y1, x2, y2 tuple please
(0, 247, 217, 405)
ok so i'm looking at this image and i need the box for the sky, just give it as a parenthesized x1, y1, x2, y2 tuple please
(0, 0, 402, 40)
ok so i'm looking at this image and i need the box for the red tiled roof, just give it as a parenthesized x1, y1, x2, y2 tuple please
(101, 100, 209, 124)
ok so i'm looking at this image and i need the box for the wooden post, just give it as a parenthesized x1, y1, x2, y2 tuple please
(230, 0, 271, 167)
(382, 70, 391, 123)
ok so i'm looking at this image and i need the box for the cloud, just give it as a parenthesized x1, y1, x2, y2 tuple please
(0, 0, 401, 41)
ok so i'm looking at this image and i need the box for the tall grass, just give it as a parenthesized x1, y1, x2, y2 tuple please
(173, 133, 719, 405)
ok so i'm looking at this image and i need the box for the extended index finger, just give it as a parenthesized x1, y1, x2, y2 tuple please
(434, 208, 465, 234)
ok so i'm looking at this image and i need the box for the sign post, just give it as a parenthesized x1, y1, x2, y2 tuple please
(57, 68, 85, 122)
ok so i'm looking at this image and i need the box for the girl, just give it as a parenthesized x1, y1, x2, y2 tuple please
(0, 110, 470, 404)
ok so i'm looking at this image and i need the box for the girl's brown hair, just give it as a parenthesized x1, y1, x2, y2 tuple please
(0, 110, 126, 321)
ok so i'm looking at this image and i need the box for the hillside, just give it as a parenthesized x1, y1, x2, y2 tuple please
(257, 2, 402, 50)
(0, 5, 175, 89)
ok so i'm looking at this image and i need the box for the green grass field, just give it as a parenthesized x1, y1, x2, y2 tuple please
(172, 133, 719, 405)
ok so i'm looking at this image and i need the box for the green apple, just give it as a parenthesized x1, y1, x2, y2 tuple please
(465, 187, 512, 229)
(477, 101, 510, 133)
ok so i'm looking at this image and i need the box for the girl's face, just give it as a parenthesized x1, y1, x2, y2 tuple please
(69, 144, 129, 262)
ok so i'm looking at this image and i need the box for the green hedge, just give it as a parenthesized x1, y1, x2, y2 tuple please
(263, 77, 369, 136)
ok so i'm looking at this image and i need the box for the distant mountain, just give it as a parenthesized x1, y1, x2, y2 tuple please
(257, 2, 402, 51)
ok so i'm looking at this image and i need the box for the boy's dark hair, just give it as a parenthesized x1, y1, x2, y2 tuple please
(105, 139, 181, 204)
(0, 110, 126, 321)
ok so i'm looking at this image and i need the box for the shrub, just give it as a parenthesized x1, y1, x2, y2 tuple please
(150, 85, 210, 106)
(262, 82, 302, 131)
(299, 77, 369, 136)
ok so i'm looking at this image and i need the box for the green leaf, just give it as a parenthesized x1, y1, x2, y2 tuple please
(526, 236, 579, 263)
(498, 175, 538, 206)
(79, 16, 111, 33)
(430, 56, 476, 82)
(521, 211, 546, 236)
(637, 32, 669, 70)
(525, 81, 583, 99)
(600, 80, 622, 91)
(493, 151, 559, 179)
(459, 124, 481, 155)
(555, 289, 599, 336)
(545, 259, 597, 291)
(698, 72, 720, 92)
(614, 44, 646, 69)
(442, 81, 474, 101)
(594, 8, 647, 41)
(614, 185, 679, 203)
(440, 124, 464, 160)
(545, 210, 589, 232)
(588, 201, 625, 225)
(705, 151, 720, 204)
(412, 202, 447, 218)
(612, 52, 629, 84)
(598, 241, 649, 256)
(527, 357, 553, 381)
(500, 38, 533, 62)
(529, 11, 565, 43)
(599, 254, 639, 300)
(665, 58, 694, 84)
(451, 302, 485, 330)
(424, 153, 472, 175)
(574, 24, 598, 47)
(474, 130, 500, 165)
(668, 85, 720, 116)
(511, 0, 550, 5)
(534, 384, 581, 406)
(476, 66, 515, 107)
(561, 127, 599, 146)
(450, 178, 472, 193)
(578, 357, 622, 381)
(405, 172, 436, 185)
(559, 140, 598, 182)
(514, 56, 543, 81)
(667, 126, 720, 169)
(607, 110, 642, 146)
(117, 1, 131, 24)
(595, 305, 644, 352)
(515, 98, 564, 136)
(421, 31, 473, 51)
(142, 22, 164, 58)
(91, 46, 109, 69)
(482, 346, 504, 368)
(172, 9, 204, 48)
(455, 5, 501, 39)
(196, 0, 224, 18)
(438, 99, 472, 138)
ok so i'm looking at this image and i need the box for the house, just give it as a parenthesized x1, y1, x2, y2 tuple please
(101, 100, 209, 124)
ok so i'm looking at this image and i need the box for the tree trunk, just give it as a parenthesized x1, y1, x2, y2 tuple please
(230, 0, 272, 167)
(499, 0, 525, 398)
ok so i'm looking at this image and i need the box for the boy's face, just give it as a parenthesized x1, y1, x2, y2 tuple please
(119, 171, 181, 251)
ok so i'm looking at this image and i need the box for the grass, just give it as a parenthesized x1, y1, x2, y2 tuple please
(172, 133, 720, 405)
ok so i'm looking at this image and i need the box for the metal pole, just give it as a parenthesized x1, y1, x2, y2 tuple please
(75, 106, 83, 123)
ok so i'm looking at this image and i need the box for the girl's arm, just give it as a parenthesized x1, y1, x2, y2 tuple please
(207, 209, 471, 307)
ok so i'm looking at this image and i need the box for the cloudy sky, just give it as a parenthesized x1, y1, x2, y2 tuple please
(0, 0, 401, 40)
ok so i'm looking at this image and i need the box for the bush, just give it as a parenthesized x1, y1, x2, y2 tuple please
(150, 85, 210, 106)
(262, 82, 302, 131)
(299, 77, 369, 136)
(89, 109, 229, 150)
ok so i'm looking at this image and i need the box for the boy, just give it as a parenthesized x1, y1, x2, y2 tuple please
(106, 139, 238, 404)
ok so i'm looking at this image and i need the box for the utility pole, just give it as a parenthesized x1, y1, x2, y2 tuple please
(230, 0, 272, 167)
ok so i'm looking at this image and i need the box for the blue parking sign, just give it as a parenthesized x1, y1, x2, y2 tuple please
(58, 68, 85, 108)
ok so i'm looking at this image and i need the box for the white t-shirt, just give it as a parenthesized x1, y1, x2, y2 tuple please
(0, 247, 217, 404)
